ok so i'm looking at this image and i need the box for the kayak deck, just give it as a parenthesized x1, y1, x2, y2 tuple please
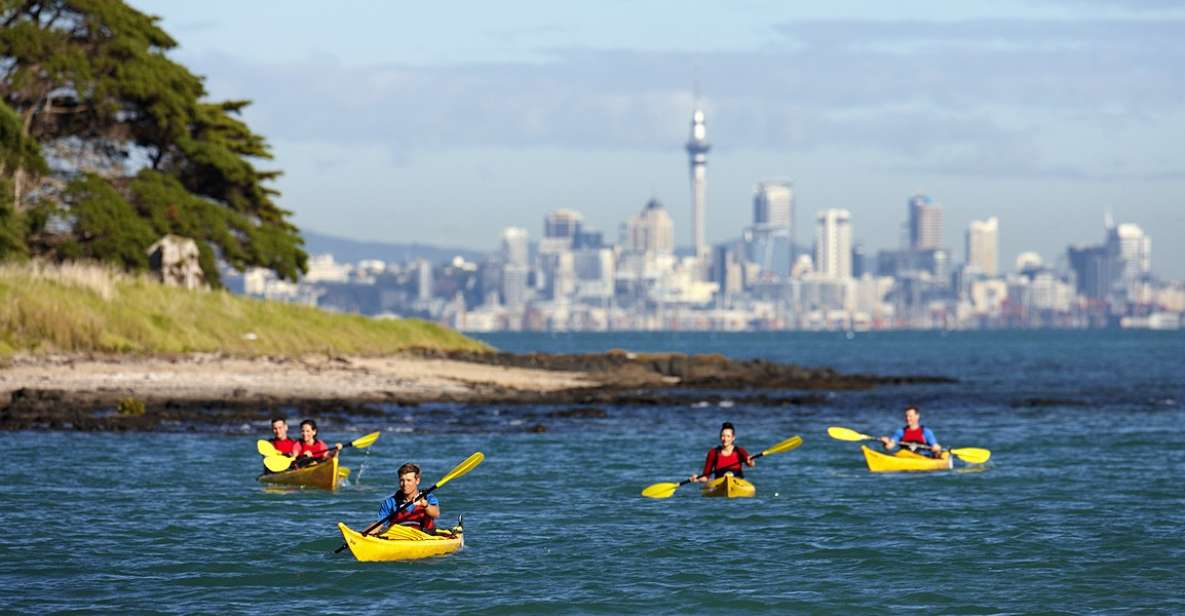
(338, 521, 464, 562)
(701, 474, 756, 498)
(257, 454, 348, 490)
(862, 445, 952, 472)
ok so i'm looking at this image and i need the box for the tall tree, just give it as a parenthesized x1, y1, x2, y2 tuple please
(0, 0, 306, 282)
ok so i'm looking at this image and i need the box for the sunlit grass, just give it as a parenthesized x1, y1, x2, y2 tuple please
(0, 261, 489, 356)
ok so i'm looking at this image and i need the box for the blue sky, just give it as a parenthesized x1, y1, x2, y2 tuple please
(133, 1, 1185, 278)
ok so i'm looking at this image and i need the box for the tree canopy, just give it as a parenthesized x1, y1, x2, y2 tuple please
(0, 0, 306, 284)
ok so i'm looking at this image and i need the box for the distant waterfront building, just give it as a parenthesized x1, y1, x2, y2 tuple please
(686, 106, 711, 259)
(629, 198, 675, 255)
(501, 227, 529, 267)
(908, 194, 943, 250)
(416, 259, 433, 302)
(1107, 223, 1151, 282)
(544, 209, 583, 241)
(966, 216, 999, 276)
(753, 181, 793, 230)
(815, 209, 852, 280)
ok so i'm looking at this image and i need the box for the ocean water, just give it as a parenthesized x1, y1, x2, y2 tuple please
(1, 330, 1182, 614)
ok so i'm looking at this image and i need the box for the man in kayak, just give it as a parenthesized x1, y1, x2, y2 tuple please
(268, 417, 299, 457)
(371, 463, 440, 533)
(879, 405, 942, 457)
(690, 422, 755, 483)
(291, 419, 342, 467)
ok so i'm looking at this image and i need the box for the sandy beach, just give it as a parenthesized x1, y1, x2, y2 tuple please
(0, 353, 599, 404)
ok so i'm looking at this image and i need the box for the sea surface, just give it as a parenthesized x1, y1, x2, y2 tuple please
(1, 330, 1183, 614)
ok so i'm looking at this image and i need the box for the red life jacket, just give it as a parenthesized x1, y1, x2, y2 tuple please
(704, 446, 750, 479)
(392, 498, 436, 532)
(296, 439, 329, 459)
(270, 437, 298, 456)
(902, 425, 928, 444)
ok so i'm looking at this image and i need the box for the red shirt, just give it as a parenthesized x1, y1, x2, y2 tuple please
(703, 446, 751, 479)
(294, 439, 330, 460)
(271, 437, 298, 456)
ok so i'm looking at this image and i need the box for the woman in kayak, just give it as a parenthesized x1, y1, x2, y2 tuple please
(292, 419, 342, 466)
(371, 463, 441, 533)
(878, 405, 942, 457)
(691, 422, 755, 483)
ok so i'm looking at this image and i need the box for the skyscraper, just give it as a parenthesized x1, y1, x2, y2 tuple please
(501, 227, 529, 268)
(908, 194, 943, 250)
(815, 209, 852, 280)
(744, 181, 795, 277)
(628, 198, 675, 255)
(686, 106, 710, 259)
(753, 181, 793, 230)
(966, 216, 999, 276)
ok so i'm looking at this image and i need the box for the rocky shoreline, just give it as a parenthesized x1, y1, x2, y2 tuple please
(0, 350, 955, 431)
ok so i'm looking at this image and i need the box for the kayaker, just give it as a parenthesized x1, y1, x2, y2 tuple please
(292, 419, 342, 466)
(268, 417, 299, 457)
(691, 422, 754, 483)
(878, 405, 942, 457)
(371, 463, 441, 533)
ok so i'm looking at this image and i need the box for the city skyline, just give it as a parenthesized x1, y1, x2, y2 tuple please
(132, 1, 1185, 279)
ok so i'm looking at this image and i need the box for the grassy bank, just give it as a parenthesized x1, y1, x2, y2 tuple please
(0, 261, 489, 356)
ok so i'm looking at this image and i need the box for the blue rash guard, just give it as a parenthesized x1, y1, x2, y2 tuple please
(377, 493, 439, 525)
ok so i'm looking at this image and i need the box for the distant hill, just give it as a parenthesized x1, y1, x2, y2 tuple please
(302, 230, 489, 265)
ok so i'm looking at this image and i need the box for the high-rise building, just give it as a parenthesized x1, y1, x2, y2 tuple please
(544, 209, 583, 241)
(416, 259, 433, 302)
(1107, 223, 1151, 281)
(501, 227, 529, 268)
(908, 194, 943, 250)
(686, 106, 711, 259)
(815, 209, 852, 280)
(753, 181, 793, 230)
(966, 216, 999, 276)
(628, 198, 675, 255)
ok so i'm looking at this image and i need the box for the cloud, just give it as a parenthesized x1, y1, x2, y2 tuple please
(184, 17, 1185, 180)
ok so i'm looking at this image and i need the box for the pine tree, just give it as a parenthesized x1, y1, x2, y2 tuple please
(0, 0, 306, 283)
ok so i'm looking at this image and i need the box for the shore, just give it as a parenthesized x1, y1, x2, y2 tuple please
(0, 350, 954, 430)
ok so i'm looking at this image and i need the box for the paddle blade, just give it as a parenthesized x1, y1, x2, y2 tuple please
(827, 426, 874, 442)
(257, 439, 280, 457)
(436, 452, 485, 489)
(350, 431, 381, 449)
(762, 435, 804, 456)
(641, 482, 680, 499)
(950, 448, 991, 464)
(263, 454, 292, 472)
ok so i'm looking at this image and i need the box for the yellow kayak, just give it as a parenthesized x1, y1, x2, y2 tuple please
(701, 474, 756, 498)
(337, 521, 464, 562)
(862, 445, 952, 472)
(257, 454, 349, 490)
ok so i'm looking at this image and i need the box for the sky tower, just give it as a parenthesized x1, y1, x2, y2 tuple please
(685, 105, 711, 260)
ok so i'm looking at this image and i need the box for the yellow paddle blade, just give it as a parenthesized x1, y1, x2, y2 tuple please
(950, 447, 991, 464)
(263, 454, 292, 472)
(827, 426, 874, 442)
(257, 439, 280, 457)
(762, 435, 804, 456)
(350, 431, 381, 449)
(437, 452, 485, 488)
(641, 482, 680, 499)
(338, 467, 352, 479)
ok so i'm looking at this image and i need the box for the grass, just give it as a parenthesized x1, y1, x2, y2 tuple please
(0, 261, 490, 356)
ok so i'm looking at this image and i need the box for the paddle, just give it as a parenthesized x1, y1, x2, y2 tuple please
(334, 451, 485, 554)
(641, 435, 803, 500)
(826, 426, 991, 464)
(259, 431, 382, 457)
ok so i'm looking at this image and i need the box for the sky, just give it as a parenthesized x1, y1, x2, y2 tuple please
(132, 0, 1185, 279)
